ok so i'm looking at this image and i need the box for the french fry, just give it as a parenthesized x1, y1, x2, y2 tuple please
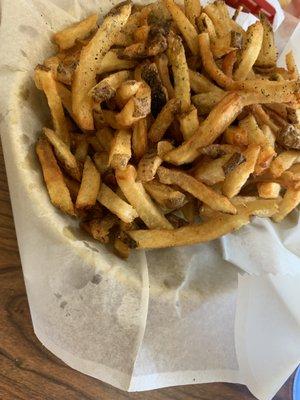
(164, 92, 244, 165)
(116, 165, 173, 229)
(96, 49, 137, 75)
(222, 145, 260, 198)
(167, 32, 191, 112)
(134, 25, 150, 42)
(72, 2, 132, 130)
(43, 128, 81, 181)
(189, 69, 223, 94)
(34, 66, 70, 145)
(89, 70, 131, 103)
(155, 53, 175, 99)
(286, 51, 299, 80)
(137, 152, 162, 182)
(141, 62, 167, 117)
(255, 12, 277, 68)
(93, 151, 110, 174)
(74, 136, 89, 162)
(239, 114, 268, 146)
(96, 127, 114, 152)
(224, 126, 248, 146)
(115, 80, 143, 108)
(109, 129, 131, 169)
(270, 151, 300, 178)
(164, 0, 198, 55)
(128, 213, 250, 249)
(36, 136, 75, 216)
(272, 188, 300, 222)
(132, 118, 148, 160)
(234, 198, 278, 217)
(113, 237, 131, 259)
(101, 109, 125, 130)
(157, 140, 174, 158)
(144, 179, 187, 209)
(76, 156, 101, 209)
(178, 105, 200, 140)
(181, 199, 197, 222)
(194, 154, 231, 185)
(192, 92, 226, 114)
(222, 50, 237, 79)
(257, 182, 281, 199)
(82, 214, 118, 244)
(148, 98, 181, 142)
(199, 144, 244, 157)
(184, 0, 201, 30)
(251, 104, 279, 132)
(158, 166, 236, 214)
(97, 183, 138, 223)
(53, 14, 98, 50)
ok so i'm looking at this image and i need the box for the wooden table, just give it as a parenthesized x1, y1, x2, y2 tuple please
(0, 142, 294, 399)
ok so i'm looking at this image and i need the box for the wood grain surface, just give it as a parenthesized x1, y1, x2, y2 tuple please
(0, 141, 294, 400)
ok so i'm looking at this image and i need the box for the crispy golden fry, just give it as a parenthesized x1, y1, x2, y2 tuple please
(155, 53, 175, 99)
(194, 154, 231, 185)
(179, 105, 200, 140)
(234, 22, 264, 80)
(93, 151, 110, 174)
(90, 70, 131, 103)
(167, 32, 191, 112)
(158, 166, 236, 214)
(53, 14, 98, 50)
(164, 93, 244, 165)
(239, 114, 267, 146)
(165, 0, 198, 55)
(96, 49, 137, 75)
(255, 13, 277, 68)
(224, 126, 248, 146)
(222, 145, 260, 198)
(96, 127, 114, 152)
(257, 182, 281, 199)
(76, 156, 101, 209)
(132, 118, 148, 160)
(36, 136, 74, 216)
(43, 128, 81, 181)
(108, 129, 131, 170)
(148, 98, 180, 142)
(270, 151, 300, 178)
(72, 2, 132, 130)
(97, 183, 138, 223)
(251, 104, 279, 132)
(255, 145, 276, 175)
(137, 152, 162, 182)
(198, 33, 233, 89)
(144, 179, 187, 209)
(128, 213, 250, 249)
(116, 82, 151, 126)
(116, 165, 173, 229)
(184, 0, 201, 30)
(286, 51, 299, 80)
(34, 66, 70, 145)
(272, 188, 300, 222)
(188, 69, 223, 94)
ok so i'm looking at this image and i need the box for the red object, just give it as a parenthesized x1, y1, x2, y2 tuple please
(225, 0, 276, 22)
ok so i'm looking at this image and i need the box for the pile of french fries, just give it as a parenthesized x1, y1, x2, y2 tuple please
(35, 0, 300, 258)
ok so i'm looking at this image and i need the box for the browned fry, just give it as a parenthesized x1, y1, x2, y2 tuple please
(116, 165, 173, 229)
(184, 0, 201, 30)
(34, 66, 70, 145)
(134, 25, 150, 42)
(113, 237, 131, 259)
(74, 136, 89, 162)
(87, 136, 104, 153)
(144, 179, 187, 209)
(167, 32, 191, 112)
(93, 152, 110, 174)
(141, 62, 167, 117)
(199, 144, 244, 157)
(194, 154, 232, 185)
(164, 92, 244, 165)
(222, 51, 237, 78)
(255, 12, 277, 68)
(89, 70, 131, 103)
(272, 188, 300, 222)
(181, 199, 197, 223)
(270, 151, 300, 178)
(108, 129, 131, 170)
(224, 126, 248, 146)
(76, 156, 101, 209)
(257, 182, 281, 199)
(82, 214, 117, 244)
(165, 0, 198, 55)
(132, 118, 148, 160)
(53, 14, 98, 50)
(178, 105, 200, 140)
(286, 51, 299, 80)
(148, 98, 181, 142)
(36, 136, 74, 216)
(72, 2, 132, 130)
(128, 213, 250, 249)
(95, 127, 114, 153)
(222, 145, 260, 198)
(155, 53, 175, 99)
(137, 152, 162, 182)
(158, 166, 236, 214)
(43, 128, 81, 181)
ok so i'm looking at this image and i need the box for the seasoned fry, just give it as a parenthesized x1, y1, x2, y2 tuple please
(36, 136, 74, 216)
(90, 70, 131, 103)
(158, 166, 236, 214)
(97, 183, 138, 223)
(189, 69, 223, 94)
(43, 128, 81, 181)
(179, 105, 200, 140)
(132, 118, 148, 160)
(155, 53, 175, 98)
(222, 50, 237, 79)
(109, 129, 131, 169)
(255, 13, 277, 68)
(257, 182, 281, 199)
(76, 156, 101, 209)
(34, 66, 70, 145)
(272, 189, 300, 222)
(116, 165, 173, 229)
(144, 179, 187, 209)
(53, 14, 98, 50)
(165, 0, 198, 55)
(167, 32, 191, 112)
(184, 0, 201, 30)
(72, 2, 132, 130)
(222, 145, 260, 198)
(128, 213, 250, 249)
(141, 62, 167, 117)
(137, 152, 162, 182)
(148, 98, 180, 142)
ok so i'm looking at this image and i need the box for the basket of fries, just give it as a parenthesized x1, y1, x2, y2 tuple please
(0, 0, 300, 398)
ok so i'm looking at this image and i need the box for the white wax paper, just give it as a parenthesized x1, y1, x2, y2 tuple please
(0, 0, 299, 399)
